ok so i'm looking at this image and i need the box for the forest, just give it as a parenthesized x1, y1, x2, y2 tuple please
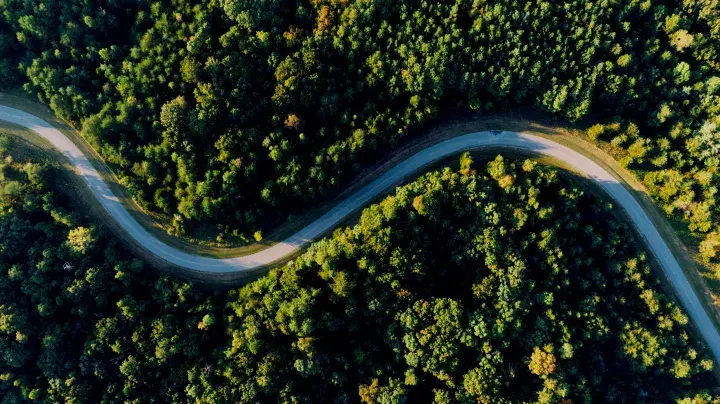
(0, 135, 717, 402)
(0, 0, 718, 255)
(1, 0, 720, 402)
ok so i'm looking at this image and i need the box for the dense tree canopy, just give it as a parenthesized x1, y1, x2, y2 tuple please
(0, 0, 718, 254)
(1, 0, 720, 398)
(0, 136, 716, 402)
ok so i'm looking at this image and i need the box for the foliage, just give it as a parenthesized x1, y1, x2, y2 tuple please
(0, 139, 222, 402)
(3, 146, 713, 401)
(0, 0, 718, 253)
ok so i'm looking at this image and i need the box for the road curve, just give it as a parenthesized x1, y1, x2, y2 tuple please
(2, 105, 720, 362)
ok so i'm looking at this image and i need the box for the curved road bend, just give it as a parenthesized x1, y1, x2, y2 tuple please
(2, 105, 720, 362)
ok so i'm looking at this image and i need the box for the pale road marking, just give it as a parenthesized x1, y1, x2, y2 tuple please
(2, 105, 719, 363)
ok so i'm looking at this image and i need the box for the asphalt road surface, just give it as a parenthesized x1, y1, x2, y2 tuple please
(2, 105, 720, 363)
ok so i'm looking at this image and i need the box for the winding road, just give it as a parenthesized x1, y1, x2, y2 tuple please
(2, 105, 720, 363)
